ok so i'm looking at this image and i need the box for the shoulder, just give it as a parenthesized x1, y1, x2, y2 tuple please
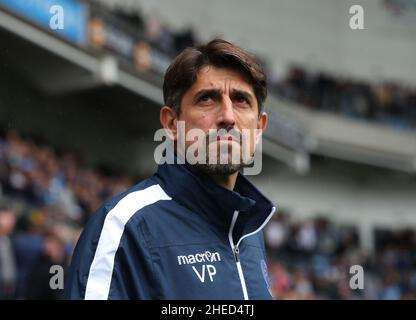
(78, 177, 171, 245)
(67, 177, 173, 299)
(89, 177, 171, 226)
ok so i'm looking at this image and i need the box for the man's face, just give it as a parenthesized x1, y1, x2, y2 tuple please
(174, 65, 267, 175)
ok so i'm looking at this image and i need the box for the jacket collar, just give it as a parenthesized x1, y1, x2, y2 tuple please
(154, 162, 275, 237)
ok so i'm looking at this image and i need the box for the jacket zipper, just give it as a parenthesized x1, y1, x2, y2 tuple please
(228, 207, 277, 300)
(228, 210, 249, 300)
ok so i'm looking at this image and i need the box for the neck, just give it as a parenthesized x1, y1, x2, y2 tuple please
(208, 172, 239, 190)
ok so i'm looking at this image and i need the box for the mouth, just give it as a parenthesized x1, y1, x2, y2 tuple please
(209, 137, 241, 147)
(205, 130, 243, 146)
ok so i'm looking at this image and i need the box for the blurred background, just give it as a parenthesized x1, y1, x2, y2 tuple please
(0, 0, 415, 300)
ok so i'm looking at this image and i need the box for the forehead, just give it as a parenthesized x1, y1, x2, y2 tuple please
(188, 65, 254, 94)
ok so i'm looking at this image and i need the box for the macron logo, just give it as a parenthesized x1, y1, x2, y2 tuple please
(177, 251, 221, 266)
(177, 251, 221, 283)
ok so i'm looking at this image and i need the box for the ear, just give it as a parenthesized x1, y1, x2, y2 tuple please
(256, 111, 268, 143)
(160, 106, 178, 140)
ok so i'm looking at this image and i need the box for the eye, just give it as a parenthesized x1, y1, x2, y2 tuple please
(197, 94, 214, 104)
(234, 95, 249, 105)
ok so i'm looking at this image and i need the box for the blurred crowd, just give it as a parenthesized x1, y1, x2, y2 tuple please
(265, 211, 416, 300)
(101, 1, 197, 57)
(1, 128, 415, 300)
(0, 129, 134, 299)
(94, 2, 416, 131)
(272, 66, 416, 130)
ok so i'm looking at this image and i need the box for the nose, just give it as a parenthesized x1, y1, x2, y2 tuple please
(217, 96, 235, 129)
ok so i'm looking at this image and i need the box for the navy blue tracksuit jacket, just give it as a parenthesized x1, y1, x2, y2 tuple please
(65, 162, 276, 300)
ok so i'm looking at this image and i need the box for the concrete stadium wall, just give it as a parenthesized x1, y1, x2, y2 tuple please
(0, 72, 159, 177)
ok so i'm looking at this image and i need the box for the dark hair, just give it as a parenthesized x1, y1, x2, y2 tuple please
(163, 39, 267, 115)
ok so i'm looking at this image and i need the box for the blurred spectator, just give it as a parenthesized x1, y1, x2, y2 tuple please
(12, 212, 44, 299)
(265, 211, 289, 252)
(0, 207, 17, 299)
(144, 15, 176, 56)
(174, 28, 196, 53)
(26, 229, 67, 300)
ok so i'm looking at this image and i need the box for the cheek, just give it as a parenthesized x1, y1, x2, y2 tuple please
(242, 130, 257, 154)
(235, 111, 258, 127)
(180, 113, 213, 147)
(236, 116, 259, 137)
(237, 118, 259, 152)
(185, 113, 215, 133)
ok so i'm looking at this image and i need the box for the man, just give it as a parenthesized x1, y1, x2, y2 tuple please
(0, 207, 17, 299)
(27, 230, 67, 299)
(66, 39, 276, 300)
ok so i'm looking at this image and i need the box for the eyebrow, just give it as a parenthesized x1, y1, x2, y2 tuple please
(193, 89, 221, 103)
(231, 89, 254, 104)
(193, 88, 254, 104)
